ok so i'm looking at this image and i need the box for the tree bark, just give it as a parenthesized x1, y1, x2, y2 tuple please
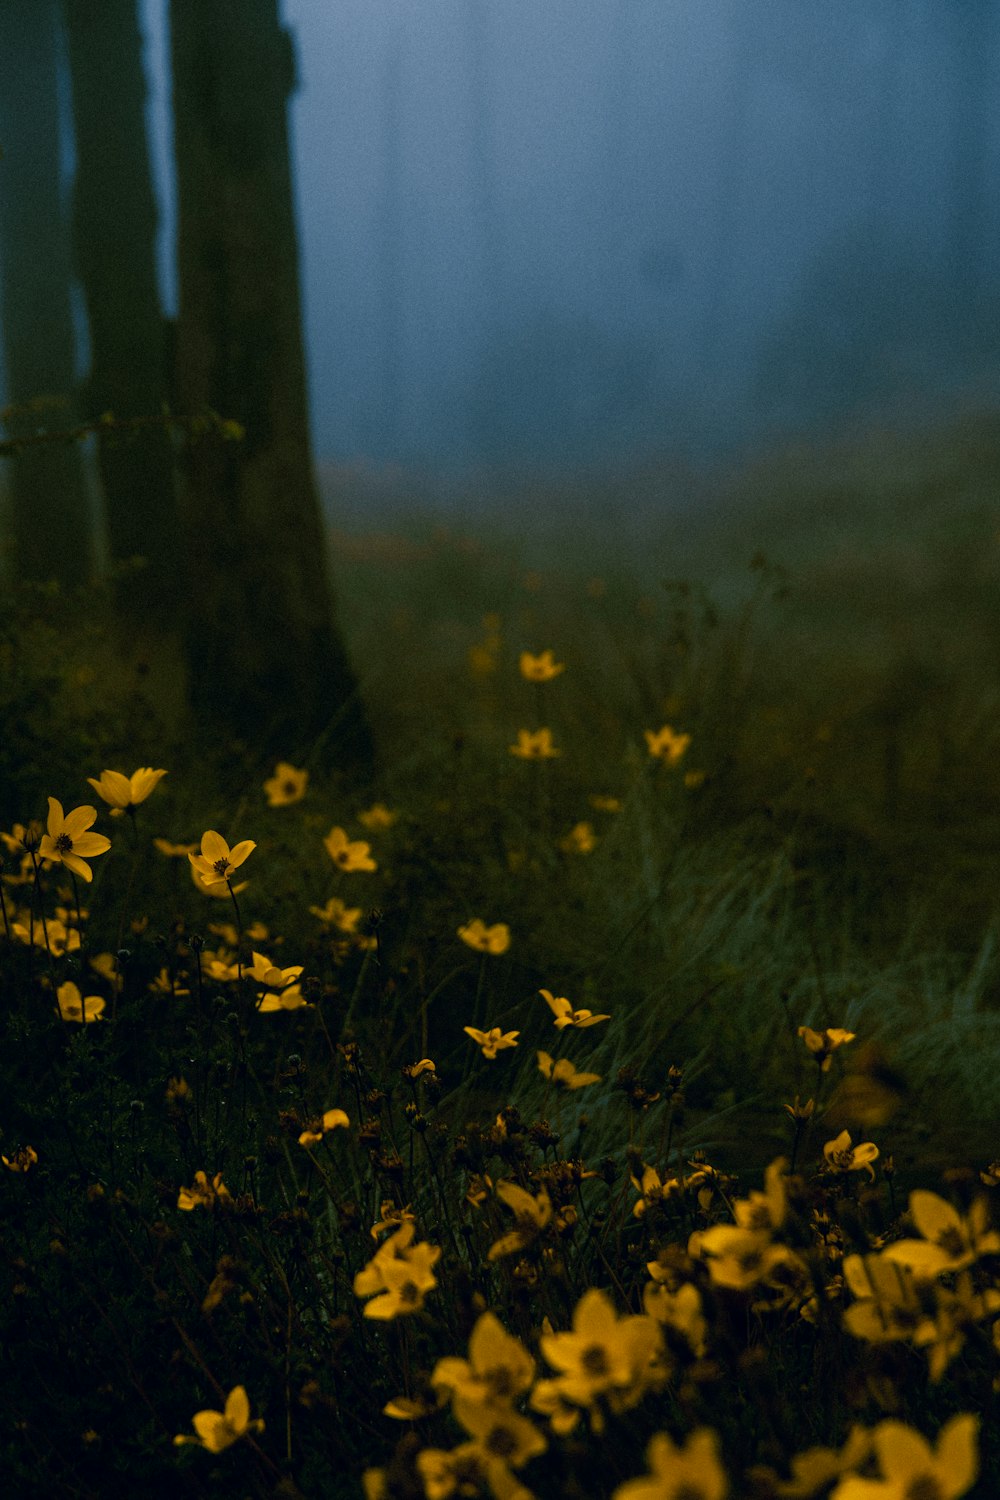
(0, 0, 91, 587)
(63, 0, 181, 629)
(169, 0, 372, 771)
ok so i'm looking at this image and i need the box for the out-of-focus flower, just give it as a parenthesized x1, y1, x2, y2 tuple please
(509, 728, 561, 759)
(39, 800, 111, 883)
(309, 896, 363, 932)
(324, 826, 377, 872)
(87, 767, 166, 814)
(537, 1051, 601, 1090)
(173, 1385, 263, 1453)
(830, 1414, 978, 1500)
(612, 1427, 728, 1500)
(2, 1146, 38, 1173)
(644, 726, 691, 765)
(357, 803, 398, 830)
(353, 1222, 441, 1320)
(559, 821, 597, 854)
(881, 1191, 1000, 1279)
(299, 1108, 350, 1147)
(56, 981, 105, 1024)
(153, 837, 199, 858)
(520, 650, 565, 681)
(262, 762, 308, 807)
(177, 1171, 232, 1211)
(458, 919, 510, 954)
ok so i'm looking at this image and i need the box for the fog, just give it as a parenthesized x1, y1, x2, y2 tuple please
(24, 2, 1000, 480)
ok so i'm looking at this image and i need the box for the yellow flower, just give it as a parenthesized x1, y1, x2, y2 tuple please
(559, 820, 597, 854)
(842, 1253, 929, 1346)
(690, 1224, 801, 1291)
(589, 794, 622, 812)
(257, 984, 311, 1014)
(353, 1222, 441, 1320)
(188, 830, 256, 888)
(829, 1414, 978, 1500)
(774, 1428, 872, 1498)
(177, 1171, 232, 1211)
(458, 920, 510, 955)
(298, 1107, 350, 1147)
(612, 1428, 728, 1500)
(520, 650, 565, 681)
(823, 1130, 879, 1179)
(56, 981, 105, 1024)
(173, 1385, 264, 1453)
(537, 1051, 601, 1090)
(540, 989, 610, 1030)
(12, 918, 81, 958)
(357, 802, 398, 830)
(488, 1180, 553, 1261)
(539, 1287, 664, 1416)
(153, 837, 199, 858)
(309, 895, 363, 932)
(641, 1281, 708, 1358)
(2, 1145, 38, 1173)
(86, 767, 167, 814)
(244, 950, 304, 991)
(464, 1026, 519, 1060)
(262, 761, 308, 807)
(371, 1201, 417, 1240)
(324, 825, 377, 872)
(453, 1396, 547, 1469)
(644, 726, 691, 765)
(509, 728, 561, 759)
(683, 769, 706, 790)
(732, 1157, 788, 1234)
(880, 1191, 1000, 1279)
(432, 1311, 536, 1406)
(39, 799, 111, 883)
(798, 1025, 856, 1072)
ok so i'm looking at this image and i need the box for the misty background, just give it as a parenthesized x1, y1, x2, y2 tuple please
(10, 0, 1000, 486)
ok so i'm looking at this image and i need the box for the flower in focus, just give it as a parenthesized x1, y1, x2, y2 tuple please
(537, 1051, 601, 1090)
(39, 800, 111, 883)
(509, 728, 561, 759)
(324, 825, 377, 872)
(464, 1026, 519, 1060)
(798, 1026, 856, 1072)
(2, 1145, 38, 1173)
(87, 767, 167, 815)
(644, 726, 691, 765)
(188, 830, 256, 888)
(177, 1171, 232, 1211)
(520, 650, 565, 681)
(830, 1414, 978, 1500)
(458, 920, 510, 954)
(353, 1221, 441, 1320)
(371, 1201, 417, 1240)
(173, 1385, 263, 1453)
(559, 821, 597, 854)
(299, 1107, 350, 1147)
(358, 803, 398, 830)
(823, 1130, 879, 1179)
(262, 762, 308, 807)
(540, 989, 610, 1030)
(56, 981, 105, 1024)
(612, 1427, 728, 1500)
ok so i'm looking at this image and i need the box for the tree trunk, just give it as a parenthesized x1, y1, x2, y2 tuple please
(169, 0, 372, 772)
(63, 0, 181, 631)
(0, 0, 91, 586)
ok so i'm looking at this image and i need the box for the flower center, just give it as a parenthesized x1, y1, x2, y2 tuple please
(212, 857, 232, 877)
(581, 1344, 609, 1376)
(675, 1486, 708, 1500)
(398, 1280, 420, 1305)
(485, 1426, 518, 1459)
(936, 1227, 966, 1259)
(904, 1479, 942, 1500)
(55, 833, 73, 853)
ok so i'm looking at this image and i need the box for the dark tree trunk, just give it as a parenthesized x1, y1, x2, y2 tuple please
(0, 0, 91, 586)
(63, 0, 181, 629)
(169, 0, 372, 772)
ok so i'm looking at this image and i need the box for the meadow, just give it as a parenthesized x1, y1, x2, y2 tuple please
(2, 412, 1000, 1498)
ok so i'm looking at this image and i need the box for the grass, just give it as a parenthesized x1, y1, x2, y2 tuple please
(2, 410, 1000, 1497)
